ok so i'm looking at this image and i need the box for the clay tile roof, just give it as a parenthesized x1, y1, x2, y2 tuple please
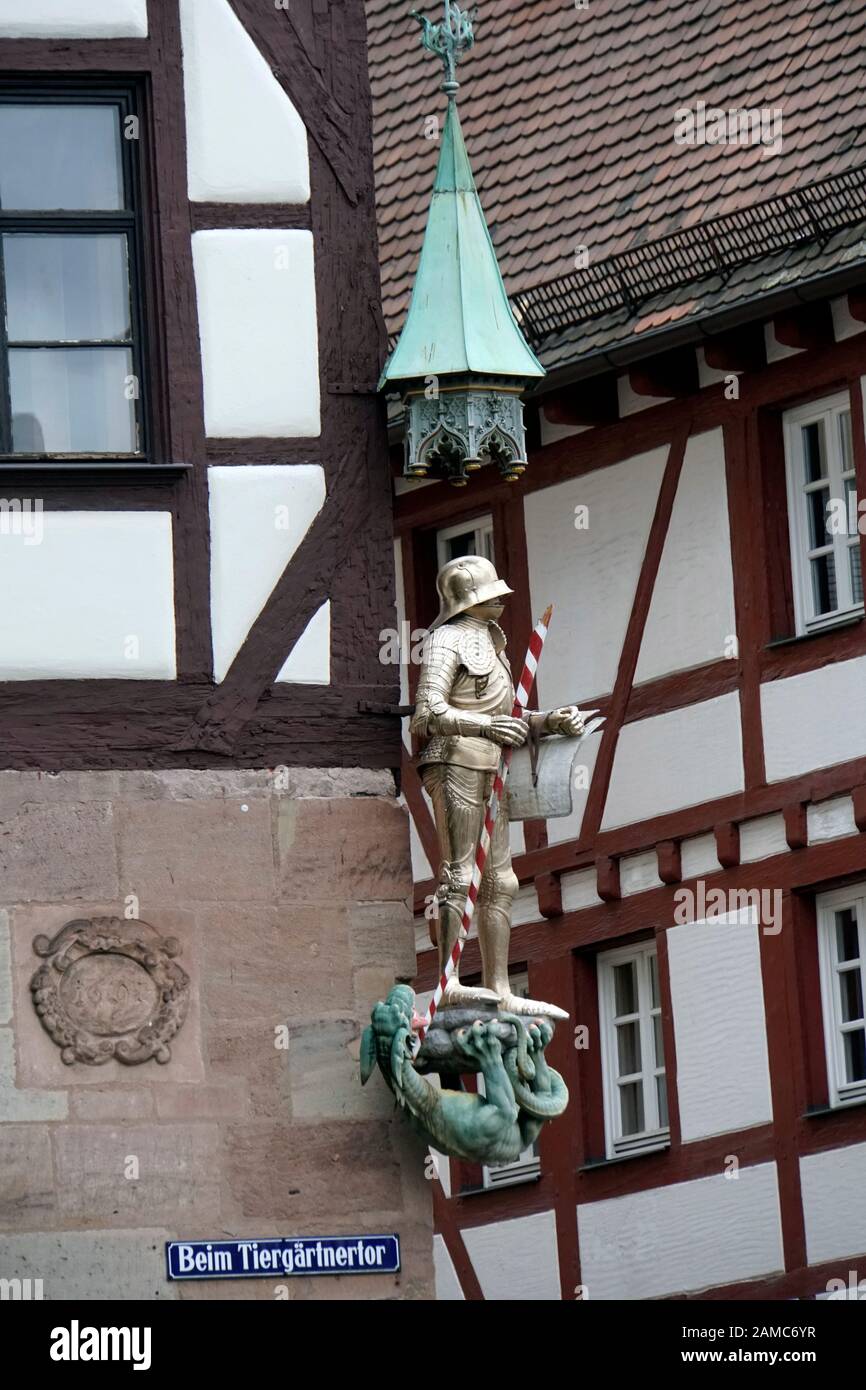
(365, 0, 866, 349)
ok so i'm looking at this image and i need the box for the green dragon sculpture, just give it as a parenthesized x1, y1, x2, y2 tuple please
(360, 985, 568, 1164)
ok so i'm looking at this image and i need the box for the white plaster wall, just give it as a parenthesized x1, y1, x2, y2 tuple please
(635, 429, 736, 683)
(602, 693, 744, 830)
(762, 656, 866, 781)
(807, 795, 858, 844)
(0, 1, 147, 36)
(511, 884, 541, 927)
(617, 376, 673, 415)
(577, 1162, 783, 1299)
(801, 1142, 866, 1265)
(430, 1150, 450, 1200)
(180, 0, 309, 203)
(668, 911, 773, 1142)
(546, 729, 602, 846)
(463, 1210, 560, 1300)
(394, 537, 410, 706)
(740, 812, 788, 863)
(539, 411, 588, 446)
(414, 915, 431, 956)
(831, 296, 866, 342)
(408, 809, 434, 882)
(0, 512, 175, 679)
(561, 868, 601, 913)
(208, 464, 325, 682)
(394, 475, 435, 496)
(680, 832, 722, 880)
(276, 601, 329, 683)
(696, 346, 737, 389)
(620, 849, 663, 897)
(192, 229, 320, 437)
(764, 322, 800, 362)
(525, 446, 667, 706)
(433, 1234, 464, 1300)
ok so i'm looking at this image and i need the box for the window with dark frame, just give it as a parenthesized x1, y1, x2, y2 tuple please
(0, 84, 149, 461)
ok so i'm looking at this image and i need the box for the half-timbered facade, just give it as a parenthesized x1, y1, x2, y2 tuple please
(0, 1, 432, 1301)
(368, 0, 866, 1299)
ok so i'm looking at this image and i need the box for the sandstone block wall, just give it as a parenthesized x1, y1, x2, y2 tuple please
(0, 768, 433, 1301)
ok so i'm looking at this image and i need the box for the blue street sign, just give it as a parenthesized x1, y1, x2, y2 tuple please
(165, 1235, 401, 1280)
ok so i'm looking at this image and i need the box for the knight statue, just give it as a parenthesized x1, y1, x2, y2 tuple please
(361, 555, 602, 1162)
(411, 554, 586, 1019)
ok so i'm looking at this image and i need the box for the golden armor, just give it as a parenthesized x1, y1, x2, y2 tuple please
(411, 556, 584, 1019)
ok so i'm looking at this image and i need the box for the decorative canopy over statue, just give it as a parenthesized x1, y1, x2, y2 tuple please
(379, 2, 545, 486)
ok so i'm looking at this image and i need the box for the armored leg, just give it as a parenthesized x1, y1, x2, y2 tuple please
(476, 792, 568, 1020)
(476, 788, 518, 998)
(421, 763, 499, 1008)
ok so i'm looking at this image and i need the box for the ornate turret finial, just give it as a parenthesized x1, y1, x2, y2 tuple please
(380, 0, 544, 486)
(410, 1, 476, 97)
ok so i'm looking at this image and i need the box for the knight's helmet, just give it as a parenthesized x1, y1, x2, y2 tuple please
(431, 555, 513, 629)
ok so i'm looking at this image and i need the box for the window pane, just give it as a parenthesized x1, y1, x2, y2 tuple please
(613, 961, 637, 1017)
(10, 347, 137, 453)
(839, 969, 864, 1025)
(653, 1013, 665, 1067)
(807, 487, 830, 549)
(649, 952, 659, 1009)
(0, 104, 123, 210)
(4, 234, 131, 343)
(656, 1074, 669, 1129)
(446, 531, 475, 561)
(802, 420, 827, 483)
(836, 909, 860, 963)
(839, 409, 854, 473)
(616, 1020, 641, 1076)
(810, 553, 837, 614)
(850, 542, 863, 606)
(844, 1028, 866, 1085)
(619, 1081, 644, 1136)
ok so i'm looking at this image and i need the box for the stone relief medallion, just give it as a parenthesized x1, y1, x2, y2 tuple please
(30, 917, 190, 1066)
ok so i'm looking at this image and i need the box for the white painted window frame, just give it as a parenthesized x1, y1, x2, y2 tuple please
(436, 515, 495, 570)
(816, 883, 866, 1109)
(783, 391, 863, 635)
(598, 939, 669, 1160)
(481, 972, 541, 1190)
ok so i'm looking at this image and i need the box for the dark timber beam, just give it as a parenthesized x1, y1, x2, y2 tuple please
(772, 303, 834, 352)
(847, 287, 866, 324)
(715, 821, 741, 869)
(541, 374, 619, 428)
(783, 802, 808, 851)
(656, 840, 682, 885)
(703, 324, 767, 374)
(628, 347, 699, 399)
(596, 856, 621, 903)
(536, 872, 563, 920)
(229, 0, 361, 205)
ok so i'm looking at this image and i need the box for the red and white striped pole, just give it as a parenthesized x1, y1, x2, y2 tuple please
(413, 604, 553, 1046)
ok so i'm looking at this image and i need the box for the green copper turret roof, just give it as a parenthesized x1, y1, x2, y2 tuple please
(379, 96, 545, 388)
